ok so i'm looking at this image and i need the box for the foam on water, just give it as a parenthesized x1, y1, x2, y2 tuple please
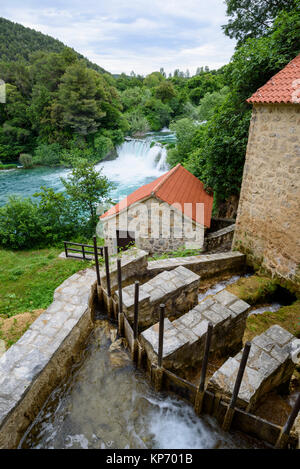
(97, 139, 168, 202)
(20, 320, 258, 449)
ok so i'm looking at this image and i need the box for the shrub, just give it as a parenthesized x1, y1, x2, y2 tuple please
(32, 143, 62, 166)
(19, 153, 33, 168)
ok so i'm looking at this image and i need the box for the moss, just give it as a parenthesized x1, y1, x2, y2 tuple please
(227, 274, 278, 305)
(244, 300, 300, 342)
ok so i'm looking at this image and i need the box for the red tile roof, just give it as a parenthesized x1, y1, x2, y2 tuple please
(100, 164, 214, 227)
(247, 54, 300, 104)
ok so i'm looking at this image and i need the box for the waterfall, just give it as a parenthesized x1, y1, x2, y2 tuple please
(96, 139, 169, 200)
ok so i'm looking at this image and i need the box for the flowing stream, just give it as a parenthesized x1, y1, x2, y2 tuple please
(0, 131, 174, 206)
(19, 319, 260, 449)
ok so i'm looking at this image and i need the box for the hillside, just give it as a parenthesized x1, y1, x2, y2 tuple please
(0, 17, 107, 74)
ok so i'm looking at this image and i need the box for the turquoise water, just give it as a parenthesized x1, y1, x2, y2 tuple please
(0, 130, 176, 206)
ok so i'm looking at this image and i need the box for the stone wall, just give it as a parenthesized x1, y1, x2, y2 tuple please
(208, 325, 297, 412)
(100, 247, 148, 294)
(147, 251, 246, 278)
(102, 196, 205, 255)
(0, 269, 97, 449)
(204, 224, 235, 252)
(140, 289, 250, 376)
(116, 266, 200, 329)
(233, 103, 300, 283)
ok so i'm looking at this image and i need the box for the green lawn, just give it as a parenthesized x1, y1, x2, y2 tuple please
(0, 247, 89, 318)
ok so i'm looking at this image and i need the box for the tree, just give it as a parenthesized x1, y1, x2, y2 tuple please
(53, 63, 105, 139)
(222, 0, 298, 45)
(61, 158, 114, 226)
(155, 81, 176, 103)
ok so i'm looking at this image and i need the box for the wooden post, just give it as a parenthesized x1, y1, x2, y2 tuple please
(275, 392, 300, 449)
(104, 246, 111, 296)
(93, 236, 102, 303)
(157, 304, 165, 368)
(132, 281, 139, 363)
(153, 304, 165, 392)
(194, 322, 213, 415)
(82, 244, 86, 260)
(222, 341, 251, 432)
(133, 281, 139, 339)
(104, 246, 112, 317)
(117, 258, 124, 336)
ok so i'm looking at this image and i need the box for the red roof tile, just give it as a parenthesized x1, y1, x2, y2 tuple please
(100, 164, 214, 228)
(247, 54, 300, 104)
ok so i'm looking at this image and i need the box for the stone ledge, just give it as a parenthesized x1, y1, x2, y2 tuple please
(147, 251, 246, 277)
(208, 325, 297, 411)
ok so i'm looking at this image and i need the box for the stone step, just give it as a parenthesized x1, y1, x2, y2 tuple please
(140, 288, 250, 374)
(207, 325, 297, 412)
(116, 266, 201, 329)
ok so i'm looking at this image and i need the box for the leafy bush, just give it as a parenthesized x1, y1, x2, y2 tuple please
(19, 153, 33, 168)
(32, 143, 62, 166)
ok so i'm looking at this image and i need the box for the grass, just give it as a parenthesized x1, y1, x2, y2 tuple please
(0, 246, 89, 319)
(227, 275, 278, 305)
(0, 164, 18, 170)
(226, 274, 300, 340)
(149, 246, 203, 261)
(244, 301, 300, 341)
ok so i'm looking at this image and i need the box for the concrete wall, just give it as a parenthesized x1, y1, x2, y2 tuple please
(233, 103, 300, 282)
(101, 196, 205, 255)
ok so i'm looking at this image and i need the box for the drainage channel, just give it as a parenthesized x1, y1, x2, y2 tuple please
(19, 319, 264, 449)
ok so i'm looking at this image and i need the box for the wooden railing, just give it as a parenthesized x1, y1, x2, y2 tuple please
(63, 241, 103, 261)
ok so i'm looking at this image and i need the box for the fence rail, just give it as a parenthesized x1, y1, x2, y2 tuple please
(63, 241, 103, 260)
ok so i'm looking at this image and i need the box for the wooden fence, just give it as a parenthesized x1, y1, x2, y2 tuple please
(63, 241, 103, 261)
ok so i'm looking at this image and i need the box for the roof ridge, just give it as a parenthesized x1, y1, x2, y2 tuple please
(151, 163, 181, 195)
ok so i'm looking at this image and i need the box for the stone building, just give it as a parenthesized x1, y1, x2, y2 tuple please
(233, 54, 300, 282)
(100, 163, 213, 255)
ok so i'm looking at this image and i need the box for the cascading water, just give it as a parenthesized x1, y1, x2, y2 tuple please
(97, 138, 169, 202)
(0, 133, 172, 206)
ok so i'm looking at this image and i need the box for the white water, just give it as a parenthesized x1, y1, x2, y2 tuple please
(0, 134, 172, 206)
(98, 139, 169, 202)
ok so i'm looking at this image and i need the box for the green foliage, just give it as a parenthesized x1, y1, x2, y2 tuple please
(0, 163, 17, 170)
(142, 97, 172, 131)
(125, 109, 150, 135)
(197, 87, 230, 121)
(0, 17, 107, 73)
(144, 72, 165, 88)
(19, 153, 33, 168)
(32, 143, 62, 166)
(167, 118, 198, 166)
(0, 247, 85, 317)
(0, 187, 84, 249)
(61, 158, 114, 224)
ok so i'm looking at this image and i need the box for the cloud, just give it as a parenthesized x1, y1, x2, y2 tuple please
(1, 0, 236, 75)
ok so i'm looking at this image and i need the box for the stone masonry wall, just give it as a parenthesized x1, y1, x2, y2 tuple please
(233, 103, 300, 282)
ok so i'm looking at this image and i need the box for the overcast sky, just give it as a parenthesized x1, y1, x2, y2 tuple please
(2, 0, 236, 75)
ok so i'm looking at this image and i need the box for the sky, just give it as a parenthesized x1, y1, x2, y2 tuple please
(1, 0, 236, 76)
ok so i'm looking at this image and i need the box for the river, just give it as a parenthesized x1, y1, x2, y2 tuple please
(0, 130, 174, 206)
